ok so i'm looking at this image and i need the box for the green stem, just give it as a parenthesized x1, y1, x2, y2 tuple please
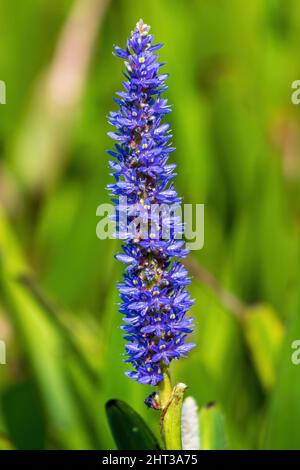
(158, 371, 173, 409)
(158, 372, 187, 450)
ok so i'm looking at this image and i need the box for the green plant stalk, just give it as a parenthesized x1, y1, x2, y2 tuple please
(158, 371, 173, 409)
(158, 372, 187, 450)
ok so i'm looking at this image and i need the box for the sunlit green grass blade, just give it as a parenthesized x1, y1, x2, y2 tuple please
(199, 402, 227, 450)
(265, 292, 300, 449)
(243, 305, 284, 391)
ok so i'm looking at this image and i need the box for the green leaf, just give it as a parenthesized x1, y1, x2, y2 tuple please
(243, 305, 284, 391)
(0, 265, 92, 449)
(0, 434, 15, 450)
(265, 292, 300, 449)
(2, 379, 45, 449)
(105, 399, 161, 450)
(199, 402, 227, 450)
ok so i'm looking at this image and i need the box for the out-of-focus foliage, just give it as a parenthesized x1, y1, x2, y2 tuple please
(0, 0, 300, 449)
(199, 403, 227, 450)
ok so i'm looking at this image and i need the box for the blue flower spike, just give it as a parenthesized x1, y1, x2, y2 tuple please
(107, 20, 195, 433)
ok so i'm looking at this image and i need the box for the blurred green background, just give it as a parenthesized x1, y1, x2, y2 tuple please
(0, 0, 300, 450)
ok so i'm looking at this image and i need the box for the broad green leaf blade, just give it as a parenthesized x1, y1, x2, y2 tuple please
(243, 305, 284, 391)
(105, 399, 161, 450)
(199, 403, 227, 450)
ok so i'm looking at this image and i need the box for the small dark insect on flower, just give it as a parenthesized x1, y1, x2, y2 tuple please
(107, 19, 195, 386)
(144, 391, 161, 410)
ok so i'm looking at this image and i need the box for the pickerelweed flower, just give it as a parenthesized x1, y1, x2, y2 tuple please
(107, 19, 195, 388)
